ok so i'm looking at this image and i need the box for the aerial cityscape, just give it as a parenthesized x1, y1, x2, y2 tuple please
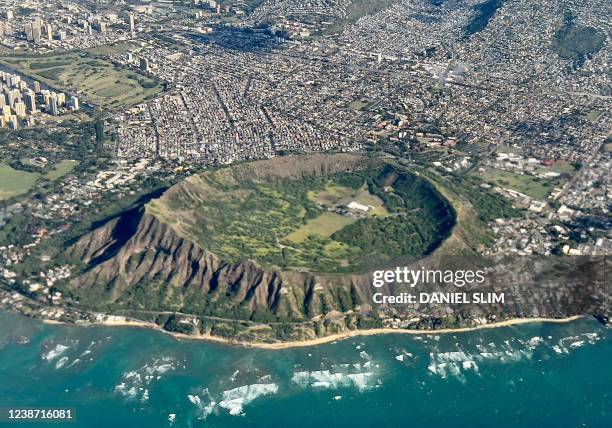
(0, 0, 609, 427)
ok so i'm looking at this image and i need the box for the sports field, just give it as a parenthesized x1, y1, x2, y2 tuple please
(45, 160, 79, 181)
(479, 168, 559, 199)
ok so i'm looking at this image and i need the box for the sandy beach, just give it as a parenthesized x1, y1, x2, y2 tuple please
(43, 315, 585, 350)
(178, 315, 584, 350)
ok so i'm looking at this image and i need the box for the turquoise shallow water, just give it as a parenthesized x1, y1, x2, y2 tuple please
(0, 310, 610, 427)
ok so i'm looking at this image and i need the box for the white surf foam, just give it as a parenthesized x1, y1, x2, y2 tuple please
(189, 384, 278, 417)
(42, 344, 69, 361)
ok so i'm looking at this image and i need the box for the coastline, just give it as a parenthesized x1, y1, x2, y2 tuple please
(42, 315, 585, 350)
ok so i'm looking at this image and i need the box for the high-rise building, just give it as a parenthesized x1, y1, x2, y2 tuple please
(9, 75, 20, 87)
(7, 89, 20, 107)
(139, 57, 150, 72)
(24, 92, 36, 113)
(70, 96, 79, 111)
(25, 20, 42, 42)
(14, 101, 26, 117)
(41, 90, 51, 106)
(46, 23, 52, 40)
(50, 94, 59, 115)
(5, 10, 13, 21)
(33, 20, 42, 42)
(129, 13, 135, 33)
(2, 105, 12, 121)
(33, 81, 41, 93)
(24, 23, 32, 41)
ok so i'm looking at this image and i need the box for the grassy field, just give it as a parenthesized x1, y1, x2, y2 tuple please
(495, 144, 520, 154)
(0, 163, 40, 200)
(310, 183, 354, 204)
(479, 168, 556, 199)
(286, 212, 355, 243)
(585, 110, 604, 123)
(548, 161, 576, 174)
(348, 99, 369, 111)
(0, 49, 163, 109)
(45, 160, 79, 181)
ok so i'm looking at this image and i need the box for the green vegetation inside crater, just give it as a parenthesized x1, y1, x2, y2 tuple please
(148, 163, 456, 273)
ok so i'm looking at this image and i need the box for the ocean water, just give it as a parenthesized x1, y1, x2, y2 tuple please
(0, 310, 610, 427)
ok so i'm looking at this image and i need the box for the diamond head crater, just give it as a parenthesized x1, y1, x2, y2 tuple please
(8, 154, 608, 346)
